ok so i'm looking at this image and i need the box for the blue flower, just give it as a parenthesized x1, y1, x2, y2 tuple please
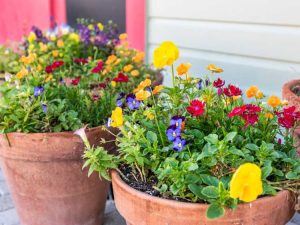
(170, 116, 185, 129)
(116, 92, 125, 108)
(41, 103, 48, 113)
(34, 86, 44, 97)
(173, 137, 187, 152)
(126, 94, 141, 110)
(166, 125, 181, 142)
(197, 80, 203, 90)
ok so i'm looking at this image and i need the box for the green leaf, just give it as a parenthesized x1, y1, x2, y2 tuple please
(262, 166, 272, 179)
(200, 174, 219, 187)
(188, 163, 199, 171)
(188, 184, 204, 198)
(201, 186, 219, 199)
(204, 134, 219, 145)
(146, 131, 157, 143)
(263, 183, 277, 195)
(224, 132, 237, 143)
(206, 203, 225, 220)
(245, 143, 259, 151)
(286, 171, 299, 180)
(185, 174, 201, 184)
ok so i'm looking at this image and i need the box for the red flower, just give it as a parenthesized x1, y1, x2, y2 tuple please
(52, 61, 64, 69)
(45, 65, 53, 74)
(276, 106, 300, 128)
(74, 58, 88, 65)
(224, 84, 242, 97)
(228, 105, 247, 117)
(91, 61, 104, 73)
(98, 83, 107, 89)
(71, 77, 80, 86)
(92, 95, 100, 101)
(187, 100, 205, 117)
(213, 78, 225, 88)
(228, 104, 261, 127)
(113, 72, 129, 83)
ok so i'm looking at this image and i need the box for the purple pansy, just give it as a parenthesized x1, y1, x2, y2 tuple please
(41, 103, 48, 113)
(166, 125, 181, 142)
(170, 116, 185, 129)
(34, 86, 44, 97)
(126, 94, 141, 110)
(173, 137, 187, 152)
(116, 92, 125, 108)
(197, 80, 203, 90)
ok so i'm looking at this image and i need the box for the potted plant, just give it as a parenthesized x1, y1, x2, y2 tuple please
(282, 79, 300, 156)
(79, 41, 300, 224)
(0, 21, 160, 225)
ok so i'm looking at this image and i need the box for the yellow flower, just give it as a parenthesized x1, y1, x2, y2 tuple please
(16, 67, 29, 79)
(136, 90, 151, 101)
(45, 74, 53, 82)
(256, 91, 264, 99)
(246, 85, 259, 98)
(20, 53, 35, 65)
(265, 112, 274, 119)
(176, 63, 191, 75)
(114, 59, 121, 65)
(281, 99, 289, 106)
(207, 64, 223, 73)
(106, 55, 117, 64)
(123, 64, 133, 72)
(153, 41, 179, 68)
(88, 24, 94, 30)
(39, 42, 48, 52)
(57, 39, 64, 48)
(27, 32, 36, 43)
(132, 51, 145, 63)
(152, 85, 163, 95)
(111, 81, 116, 88)
(97, 23, 104, 31)
(52, 50, 59, 57)
(230, 163, 263, 202)
(69, 33, 80, 42)
(134, 79, 152, 93)
(143, 111, 155, 120)
(111, 107, 123, 127)
(37, 64, 43, 72)
(119, 33, 127, 40)
(131, 70, 140, 77)
(267, 95, 281, 107)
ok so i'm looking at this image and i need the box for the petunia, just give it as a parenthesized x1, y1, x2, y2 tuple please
(126, 94, 141, 110)
(176, 63, 191, 75)
(166, 125, 181, 142)
(213, 78, 225, 88)
(34, 86, 44, 97)
(113, 72, 129, 83)
(187, 100, 205, 117)
(173, 137, 187, 152)
(224, 84, 242, 97)
(230, 163, 263, 202)
(111, 107, 124, 128)
(153, 41, 179, 68)
(207, 64, 223, 73)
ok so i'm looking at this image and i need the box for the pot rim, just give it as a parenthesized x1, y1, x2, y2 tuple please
(283, 79, 300, 99)
(111, 170, 294, 210)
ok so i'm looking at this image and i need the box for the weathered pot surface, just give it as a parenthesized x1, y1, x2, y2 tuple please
(112, 171, 296, 225)
(0, 126, 118, 225)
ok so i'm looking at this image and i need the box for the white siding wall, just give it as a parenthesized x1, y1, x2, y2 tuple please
(146, 0, 300, 96)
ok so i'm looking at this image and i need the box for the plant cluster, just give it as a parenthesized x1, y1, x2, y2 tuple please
(80, 41, 300, 220)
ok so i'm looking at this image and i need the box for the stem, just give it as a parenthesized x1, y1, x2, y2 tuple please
(171, 64, 175, 88)
(151, 89, 165, 146)
(115, 168, 129, 182)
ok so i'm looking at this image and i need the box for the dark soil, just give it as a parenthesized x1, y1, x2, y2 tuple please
(292, 85, 300, 97)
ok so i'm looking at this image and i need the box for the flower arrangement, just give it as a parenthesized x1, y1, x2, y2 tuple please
(0, 21, 159, 133)
(80, 41, 300, 220)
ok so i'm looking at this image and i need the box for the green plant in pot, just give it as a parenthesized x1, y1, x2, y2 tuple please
(80, 41, 300, 225)
(0, 21, 160, 225)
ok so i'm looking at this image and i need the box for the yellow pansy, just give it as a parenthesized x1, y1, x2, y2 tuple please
(97, 23, 104, 31)
(88, 24, 94, 30)
(230, 163, 263, 202)
(132, 51, 145, 63)
(57, 39, 64, 48)
(39, 42, 48, 52)
(207, 64, 223, 73)
(16, 67, 29, 79)
(111, 107, 123, 128)
(246, 85, 259, 98)
(267, 96, 281, 107)
(27, 32, 36, 43)
(52, 50, 59, 57)
(37, 64, 43, 72)
(106, 55, 117, 64)
(152, 85, 163, 95)
(20, 53, 35, 65)
(114, 59, 121, 65)
(131, 70, 140, 77)
(123, 64, 133, 72)
(119, 33, 127, 40)
(176, 63, 191, 75)
(256, 91, 264, 99)
(143, 111, 155, 120)
(153, 41, 179, 68)
(136, 90, 151, 101)
(69, 33, 80, 42)
(111, 81, 116, 88)
(45, 74, 53, 82)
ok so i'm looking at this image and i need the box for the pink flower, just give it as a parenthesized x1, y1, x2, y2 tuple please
(228, 104, 261, 127)
(276, 106, 300, 129)
(213, 78, 225, 88)
(224, 84, 242, 97)
(187, 100, 205, 117)
(113, 72, 129, 83)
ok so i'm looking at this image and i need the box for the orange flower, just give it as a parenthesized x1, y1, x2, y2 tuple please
(114, 58, 121, 65)
(136, 90, 151, 101)
(16, 67, 29, 79)
(256, 91, 264, 99)
(176, 63, 191, 75)
(207, 64, 223, 73)
(45, 74, 53, 82)
(267, 96, 281, 107)
(123, 64, 133, 72)
(134, 79, 152, 93)
(119, 33, 127, 40)
(57, 39, 64, 48)
(52, 50, 59, 57)
(132, 51, 145, 63)
(265, 112, 274, 119)
(106, 55, 117, 64)
(246, 86, 259, 98)
(152, 85, 163, 95)
(131, 70, 140, 77)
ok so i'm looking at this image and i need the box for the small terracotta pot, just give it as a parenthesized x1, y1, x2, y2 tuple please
(112, 171, 296, 225)
(282, 79, 300, 156)
(0, 126, 118, 225)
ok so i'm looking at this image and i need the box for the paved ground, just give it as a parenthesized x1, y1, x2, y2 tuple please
(0, 168, 299, 225)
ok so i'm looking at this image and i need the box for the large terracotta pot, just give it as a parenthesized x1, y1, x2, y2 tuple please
(0, 126, 117, 225)
(112, 171, 296, 225)
(282, 79, 300, 156)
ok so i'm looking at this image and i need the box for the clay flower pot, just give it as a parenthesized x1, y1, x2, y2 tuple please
(282, 79, 300, 156)
(111, 171, 296, 225)
(0, 126, 117, 225)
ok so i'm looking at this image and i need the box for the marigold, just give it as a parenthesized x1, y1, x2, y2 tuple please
(267, 95, 281, 107)
(207, 64, 223, 73)
(131, 70, 140, 77)
(52, 50, 59, 57)
(123, 64, 133, 72)
(16, 68, 29, 79)
(246, 85, 259, 98)
(152, 85, 163, 95)
(230, 163, 263, 202)
(176, 63, 191, 75)
(136, 90, 151, 101)
(153, 41, 179, 68)
(111, 107, 124, 128)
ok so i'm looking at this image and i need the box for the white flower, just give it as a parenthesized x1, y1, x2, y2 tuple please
(74, 126, 90, 148)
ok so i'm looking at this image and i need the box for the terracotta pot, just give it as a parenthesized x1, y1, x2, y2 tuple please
(0, 126, 118, 225)
(112, 171, 296, 225)
(282, 79, 300, 156)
